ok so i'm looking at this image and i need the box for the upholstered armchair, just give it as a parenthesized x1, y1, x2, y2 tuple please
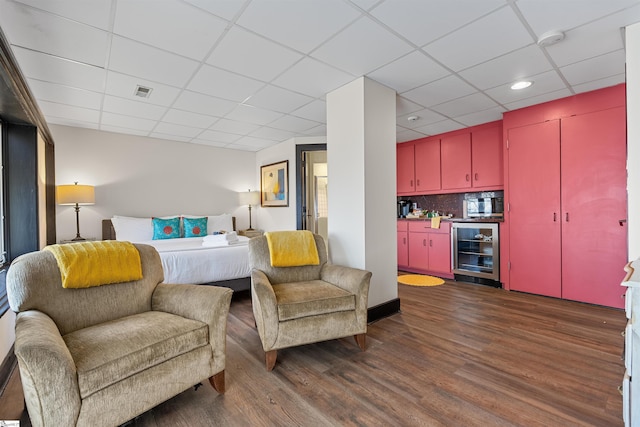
(7, 243, 233, 427)
(248, 232, 371, 371)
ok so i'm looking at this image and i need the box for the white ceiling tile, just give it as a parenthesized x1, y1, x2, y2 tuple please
(431, 92, 499, 117)
(1, 1, 109, 66)
(162, 109, 219, 129)
(99, 124, 151, 137)
(149, 132, 192, 143)
(207, 26, 303, 82)
(12, 47, 106, 91)
(102, 95, 168, 121)
(224, 143, 262, 152)
(46, 116, 100, 130)
(272, 57, 356, 98)
(396, 128, 427, 143)
(302, 124, 327, 136)
(101, 111, 157, 132)
(249, 126, 296, 141)
(13, 0, 113, 29)
(233, 135, 274, 148)
(517, 0, 640, 36)
(27, 79, 102, 109)
(454, 106, 506, 127)
(183, 0, 246, 21)
(38, 100, 100, 123)
(153, 122, 203, 138)
(368, 50, 449, 93)
(545, 5, 640, 67)
(459, 45, 552, 90)
(191, 139, 230, 148)
(413, 119, 465, 136)
(424, 6, 533, 71)
(247, 85, 314, 114)
(349, 0, 380, 11)
(370, 0, 504, 47)
(560, 49, 626, 86)
(197, 129, 241, 144)
(105, 71, 181, 106)
(225, 104, 283, 126)
(268, 115, 319, 132)
(396, 96, 423, 116)
(291, 100, 326, 122)
(109, 36, 200, 87)
(209, 118, 261, 135)
(237, 0, 360, 53)
(187, 64, 265, 102)
(114, 0, 226, 60)
(402, 75, 476, 107)
(503, 88, 573, 112)
(311, 16, 414, 75)
(172, 91, 237, 117)
(484, 70, 567, 104)
(572, 73, 626, 94)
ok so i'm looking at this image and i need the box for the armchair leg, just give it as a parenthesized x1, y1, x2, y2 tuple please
(265, 350, 277, 371)
(354, 333, 366, 351)
(209, 370, 225, 394)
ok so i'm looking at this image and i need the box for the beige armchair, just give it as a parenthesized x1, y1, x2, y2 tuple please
(248, 233, 371, 371)
(7, 243, 233, 427)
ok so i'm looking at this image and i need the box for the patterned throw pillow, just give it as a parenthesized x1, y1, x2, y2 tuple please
(183, 217, 207, 238)
(152, 217, 180, 240)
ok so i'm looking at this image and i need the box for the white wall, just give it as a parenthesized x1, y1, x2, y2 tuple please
(627, 22, 640, 260)
(254, 136, 325, 232)
(51, 125, 257, 240)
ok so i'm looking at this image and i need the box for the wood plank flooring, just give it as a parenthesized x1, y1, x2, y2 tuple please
(0, 280, 627, 426)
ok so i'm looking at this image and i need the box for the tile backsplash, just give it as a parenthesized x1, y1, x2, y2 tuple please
(397, 190, 504, 218)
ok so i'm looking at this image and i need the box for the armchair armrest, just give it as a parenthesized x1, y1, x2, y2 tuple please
(14, 310, 81, 427)
(152, 284, 233, 371)
(250, 269, 279, 350)
(321, 264, 371, 320)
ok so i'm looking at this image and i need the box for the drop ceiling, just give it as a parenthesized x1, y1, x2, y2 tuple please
(0, 0, 638, 151)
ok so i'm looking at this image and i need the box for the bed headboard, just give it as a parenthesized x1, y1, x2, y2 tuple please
(101, 217, 237, 240)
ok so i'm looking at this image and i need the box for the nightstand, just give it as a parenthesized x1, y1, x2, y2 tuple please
(238, 230, 263, 238)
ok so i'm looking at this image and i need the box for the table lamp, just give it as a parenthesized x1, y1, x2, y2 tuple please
(57, 182, 95, 241)
(238, 189, 260, 231)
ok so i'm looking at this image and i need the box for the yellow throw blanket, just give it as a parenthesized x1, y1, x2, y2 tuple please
(44, 241, 143, 289)
(265, 230, 320, 267)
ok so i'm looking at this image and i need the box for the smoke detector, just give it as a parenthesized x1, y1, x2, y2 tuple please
(134, 85, 153, 98)
(537, 31, 565, 47)
(407, 115, 419, 122)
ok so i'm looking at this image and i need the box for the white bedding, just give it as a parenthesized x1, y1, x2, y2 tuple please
(138, 236, 251, 284)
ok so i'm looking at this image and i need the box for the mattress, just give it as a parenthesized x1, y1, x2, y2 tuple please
(137, 236, 251, 285)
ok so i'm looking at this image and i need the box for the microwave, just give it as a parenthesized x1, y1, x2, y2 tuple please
(463, 197, 504, 218)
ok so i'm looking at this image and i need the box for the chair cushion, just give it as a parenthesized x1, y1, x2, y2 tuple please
(272, 280, 356, 321)
(63, 311, 209, 398)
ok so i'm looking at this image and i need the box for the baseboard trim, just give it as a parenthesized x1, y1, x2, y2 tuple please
(367, 298, 400, 323)
(0, 344, 16, 396)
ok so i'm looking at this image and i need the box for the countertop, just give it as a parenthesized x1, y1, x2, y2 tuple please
(398, 217, 503, 223)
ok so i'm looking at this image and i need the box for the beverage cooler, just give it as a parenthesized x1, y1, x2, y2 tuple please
(452, 222, 500, 286)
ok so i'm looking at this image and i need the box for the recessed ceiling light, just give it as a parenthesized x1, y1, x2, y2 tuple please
(510, 81, 533, 90)
(134, 85, 152, 98)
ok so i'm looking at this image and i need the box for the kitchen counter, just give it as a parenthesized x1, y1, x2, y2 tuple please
(398, 217, 503, 223)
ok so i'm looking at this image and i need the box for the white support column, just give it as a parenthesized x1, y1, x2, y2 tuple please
(326, 77, 397, 307)
(627, 22, 640, 260)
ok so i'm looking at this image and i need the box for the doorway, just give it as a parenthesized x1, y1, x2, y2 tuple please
(296, 144, 327, 242)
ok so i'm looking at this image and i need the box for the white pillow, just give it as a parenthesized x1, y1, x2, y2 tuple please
(182, 213, 233, 234)
(111, 216, 153, 242)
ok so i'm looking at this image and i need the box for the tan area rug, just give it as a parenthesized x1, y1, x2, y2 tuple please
(398, 274, 445, 287)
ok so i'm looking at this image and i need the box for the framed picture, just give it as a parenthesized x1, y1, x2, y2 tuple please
(261, 160, 289, 207)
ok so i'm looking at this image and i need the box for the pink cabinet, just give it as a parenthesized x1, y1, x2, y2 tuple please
(471, 125, 503, 188)
(397, 143, 415, 193)
(406, 221, 452, 277)
(414, 138, 441, 192)
(441, 133, 472, 190)
(397, 221, 409, 268)
(505, 99, 627, 308)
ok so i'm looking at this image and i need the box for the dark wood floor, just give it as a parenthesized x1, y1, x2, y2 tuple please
(0, 280, 627, 426)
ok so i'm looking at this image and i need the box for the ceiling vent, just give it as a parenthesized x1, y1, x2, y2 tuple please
(134, 85, 152, 98)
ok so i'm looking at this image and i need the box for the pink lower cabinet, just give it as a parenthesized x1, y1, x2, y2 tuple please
(405, 221, 453, 279)
(397, 220, 409, 268)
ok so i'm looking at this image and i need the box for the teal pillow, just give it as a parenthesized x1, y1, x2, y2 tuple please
(152, 217, 180, 240)
(184, 217, 207, 238)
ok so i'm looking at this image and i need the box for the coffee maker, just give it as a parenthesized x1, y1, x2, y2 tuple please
(397, 200, 411, 218)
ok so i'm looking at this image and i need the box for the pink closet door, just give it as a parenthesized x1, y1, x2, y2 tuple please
(507, 121, 562, 297)
(560, 107, 627, 308)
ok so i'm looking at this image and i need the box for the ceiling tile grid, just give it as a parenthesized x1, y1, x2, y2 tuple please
(0, 0, 638, 150)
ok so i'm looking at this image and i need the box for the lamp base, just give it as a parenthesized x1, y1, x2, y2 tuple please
(71, 236, 86, 242)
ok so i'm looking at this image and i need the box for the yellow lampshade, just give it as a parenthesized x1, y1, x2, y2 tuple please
(239, 190, 260, 207)
(57, 184, 95, 205)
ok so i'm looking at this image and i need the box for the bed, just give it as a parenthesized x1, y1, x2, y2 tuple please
(102, 217, 251, 291)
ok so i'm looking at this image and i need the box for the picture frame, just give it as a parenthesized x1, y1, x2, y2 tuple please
(260, 160, 289, 207)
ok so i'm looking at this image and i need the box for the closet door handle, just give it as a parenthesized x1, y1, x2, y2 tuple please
(416, 179, 420, 187)
(465, 174, 470, 182)
(429, 239, 433, 247)
(403, 237, 406, 244)
(566, 213, 569, 222)
(410, 180, 413, 187)
(553, 213, 557, 222)
(423, 239, 427, 247)
(474, 173, 478, 181)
